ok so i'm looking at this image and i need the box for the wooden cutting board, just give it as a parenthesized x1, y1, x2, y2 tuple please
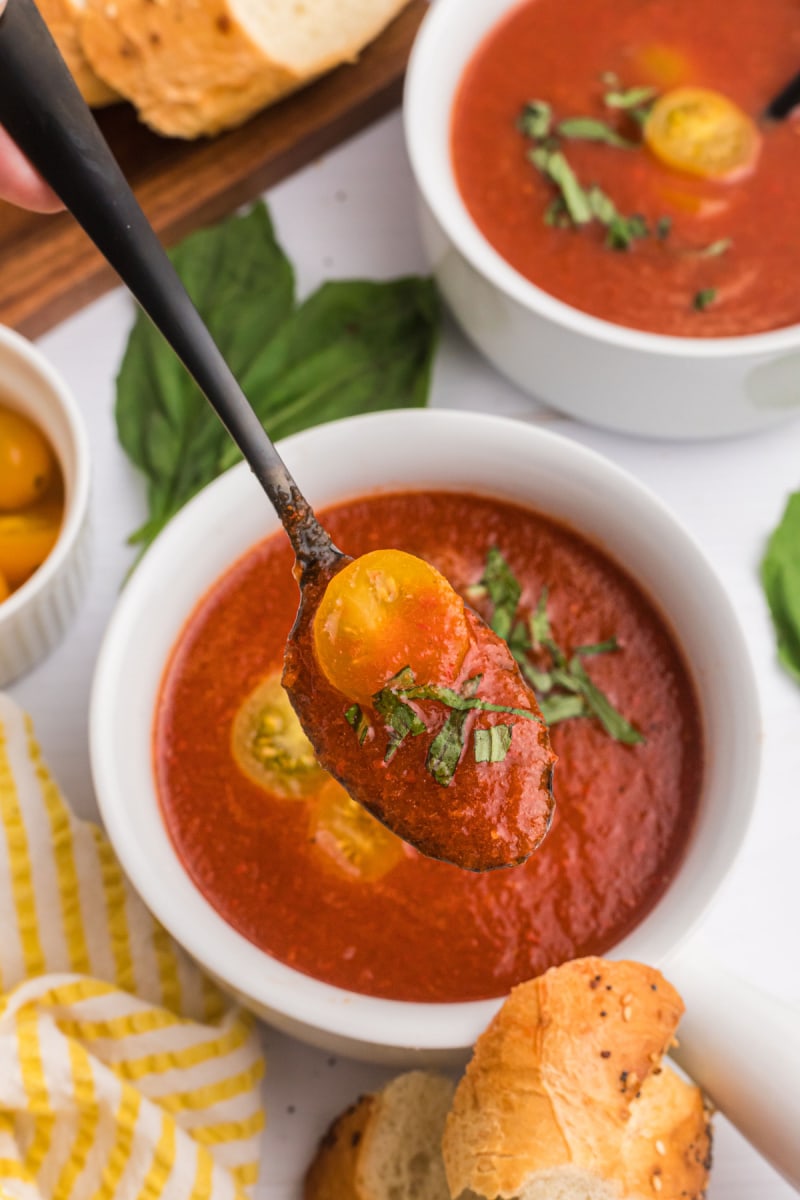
(1, 0, 427, 338)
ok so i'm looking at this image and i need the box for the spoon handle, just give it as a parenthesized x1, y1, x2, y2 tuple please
(0, 0, 335, 566)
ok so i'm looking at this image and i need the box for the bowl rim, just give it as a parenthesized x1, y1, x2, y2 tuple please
(403, 0, 800, 361)
(89, 409, 761, 1053)
(0, 324, 91, 622)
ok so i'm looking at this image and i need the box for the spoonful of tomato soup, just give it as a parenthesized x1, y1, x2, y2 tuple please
(0, 0, 555, 871)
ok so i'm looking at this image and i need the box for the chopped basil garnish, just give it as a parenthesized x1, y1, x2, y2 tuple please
(472, 545, 521, 639)
(475, 549, 644, 745)
(519, 99, 553, 140)
(345, 704, 371, 744)
(557, 116, 636, 148)
(343, 663, 540, 787)
(693, 287, 717, 311)
(656, 216, 673, 240)
(698, 238, 732, 258)
(606, 213, 649, 250)
(474, 724, 513, 764)
(603, 85, 659, 126)
(529, 148, 593, 224)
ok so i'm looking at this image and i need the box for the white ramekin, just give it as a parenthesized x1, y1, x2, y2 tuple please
(403, 0, 800, 440)
(0, 326, 91, 686)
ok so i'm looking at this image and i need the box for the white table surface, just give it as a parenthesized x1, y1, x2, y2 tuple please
(7, 111, 800, 1197)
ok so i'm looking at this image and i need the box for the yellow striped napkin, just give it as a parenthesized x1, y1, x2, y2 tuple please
(0, 694, 266, 1200)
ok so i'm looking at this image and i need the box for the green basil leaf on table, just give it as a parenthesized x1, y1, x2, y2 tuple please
(762, 492, 800, 683)
(116, 204, 295, 553)
(116, 202, 440, 561)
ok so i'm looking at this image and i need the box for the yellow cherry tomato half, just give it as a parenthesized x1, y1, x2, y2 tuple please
(0, 405, 55, 511)
(0, 498, 62, 587)
(309, 776, 404, 882)
(644, 87, 760, 180)
(313, 549, 471, 705)
(231, 672, 327, 799)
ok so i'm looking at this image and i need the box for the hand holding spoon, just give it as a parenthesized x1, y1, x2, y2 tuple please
(0, 0, 555, 870)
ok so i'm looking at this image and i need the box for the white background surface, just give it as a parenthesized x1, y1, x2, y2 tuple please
(7, 111, 800, 1196)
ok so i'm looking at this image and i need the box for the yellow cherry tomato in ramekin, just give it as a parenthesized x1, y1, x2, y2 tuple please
(0, 405, 55, 510)
(644, 86, 760, 179)
(0, 570, 10, 603)
(0, 498, 62, 587)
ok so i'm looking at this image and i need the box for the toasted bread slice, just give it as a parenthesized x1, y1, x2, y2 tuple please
(305, 1070, 454, 1200)
(78, 0, 411, 137)
(35, 0, 118, 106)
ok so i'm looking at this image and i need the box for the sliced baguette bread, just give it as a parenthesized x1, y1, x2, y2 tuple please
(35, 0, 118, 106)
(305, 1069, 454, 1200)
(443, 957, 712, 1200)
(77, 0, 411, 138)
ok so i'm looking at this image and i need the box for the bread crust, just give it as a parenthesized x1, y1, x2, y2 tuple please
(77, 0, 411, 138)
(304, 1092, 376, 1200)
(36, 0, 118, 106)
(443, 957, 709, 1200)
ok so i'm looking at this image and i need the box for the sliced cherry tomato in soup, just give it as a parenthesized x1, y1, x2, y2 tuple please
(231, 673, 327, 799)
(644, 87, 760, 180)
(309, 776, 405, 882)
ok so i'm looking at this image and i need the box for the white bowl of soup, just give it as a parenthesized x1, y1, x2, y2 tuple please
(403, 0, 800, 439)
(90, 409, 760, 1064)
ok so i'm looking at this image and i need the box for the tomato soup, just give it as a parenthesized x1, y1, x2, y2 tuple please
(154, 492, 702, 1003)
(451, 0, 800, 338)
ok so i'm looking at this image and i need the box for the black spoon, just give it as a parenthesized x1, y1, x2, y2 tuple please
(0, 0, 556, 871)
(763, 70, 800, 121)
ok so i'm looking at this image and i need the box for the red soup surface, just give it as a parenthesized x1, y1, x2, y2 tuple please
(155, 492, 702, 1003)
(451, 0, 800, 338)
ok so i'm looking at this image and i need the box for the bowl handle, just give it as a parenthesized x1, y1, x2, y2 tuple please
(666, 937, 800, 1187)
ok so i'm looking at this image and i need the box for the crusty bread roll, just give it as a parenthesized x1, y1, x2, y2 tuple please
(443, 958, 712, 1200)
(35, 0, 118, 106)
(305, 1070, 454, 1200)
(77, 0, 411, 138)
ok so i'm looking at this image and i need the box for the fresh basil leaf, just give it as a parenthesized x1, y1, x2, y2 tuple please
(519, 100, 553, 140)
(557, 117, 636, 148)
(529, 148, 593, 225)
(399, 682, 539, 722)
(567, 658, 645, 744)
(373, 688, 428, 763)
(116, 203, 295, 552)
(476, 546, 521, 639)
(116, 204, 440, 563)
(474, 724, 513, 764)
(761, 492, 800, 683)
(693, 287, 717, 311)
(425, 676, 480, 786)
(227, 277, 439, 460)
(587, 186, 618, 225)
(606, 213, 649, 251)
(574, 636, 620, 656)
(345, 704, 371, 745)
(538, 693, 588, 725)
(604, 86, 659, 110)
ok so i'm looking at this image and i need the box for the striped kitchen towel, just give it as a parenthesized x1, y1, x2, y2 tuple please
(0, 694, 266, 1200)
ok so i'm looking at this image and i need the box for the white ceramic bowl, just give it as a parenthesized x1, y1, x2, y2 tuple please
(0, 325, 91, 685)
(90, 409, 760, 1065)
(403, 0, 800, 440)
